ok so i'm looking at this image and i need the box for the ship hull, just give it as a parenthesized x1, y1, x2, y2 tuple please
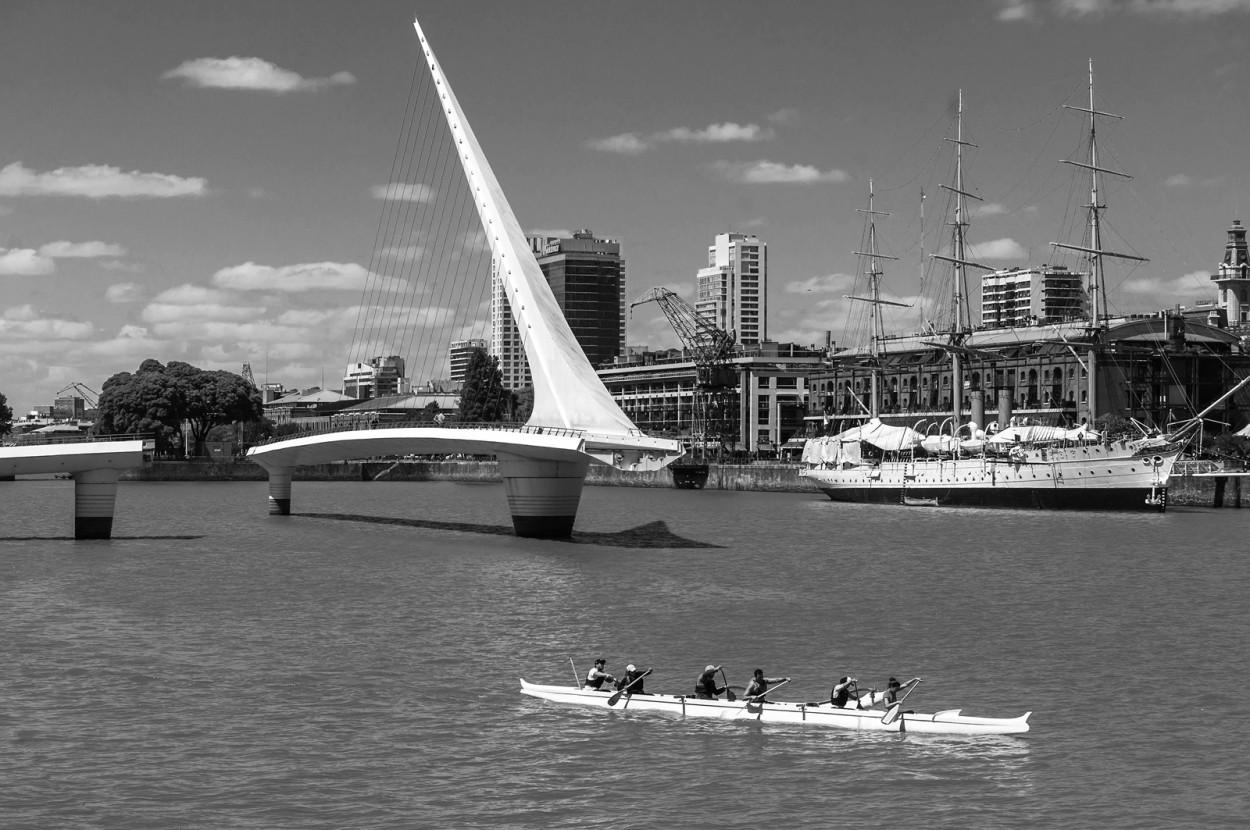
(803, 439, 1178, 512)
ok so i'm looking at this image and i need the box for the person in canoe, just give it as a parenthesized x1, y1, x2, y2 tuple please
(830, 676, 868, 709)
(694, 665, 728, 699)
(882, 676, 922, 705)
(585, 658, 616, 691)
(614, 664, 650, 696)
(743, 669, 789, 701)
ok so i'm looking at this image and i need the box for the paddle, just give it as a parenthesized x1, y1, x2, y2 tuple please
(744, 678, 791, 702)
(720, 668, 737, 701)
(882, 678, 922, 725)
(607, 668, 653, 706)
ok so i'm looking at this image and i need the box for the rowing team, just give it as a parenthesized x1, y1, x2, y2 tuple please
(584, 658, 921, 707)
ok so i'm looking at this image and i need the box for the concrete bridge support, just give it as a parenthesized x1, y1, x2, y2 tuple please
(266, 467, 295, 515)
(74, 468, 122, 539)
(497, 454, 589, 538)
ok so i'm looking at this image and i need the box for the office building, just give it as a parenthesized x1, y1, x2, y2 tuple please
(696, 232, 767, 346)
(980, 266, 1088, 328)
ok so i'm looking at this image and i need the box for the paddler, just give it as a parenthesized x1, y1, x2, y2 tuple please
(830, 676, 868, 709)
(585, 658, 615, 690)
(614, 664, 650, 695)
(743, 668, 789, 701)
(694, 665, 728, 699)
(881, 676, 922, 706)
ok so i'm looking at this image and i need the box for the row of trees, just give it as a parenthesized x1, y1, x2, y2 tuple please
(0, 392, 12, 438)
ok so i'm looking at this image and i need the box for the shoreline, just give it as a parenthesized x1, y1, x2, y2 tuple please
(105, 459, 1245, 508)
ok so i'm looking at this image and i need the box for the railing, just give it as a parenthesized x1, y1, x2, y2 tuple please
(1174, 459, 1224, 476)
(2, 432, 149, 447)
(253, 420, 593, 447)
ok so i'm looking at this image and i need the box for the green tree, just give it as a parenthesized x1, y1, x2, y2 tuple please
(0, 391, 13, 438)
(457, 348, 515, 422)
(95, 360, 262, 456)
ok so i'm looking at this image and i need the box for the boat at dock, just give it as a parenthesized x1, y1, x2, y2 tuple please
(801, 64, 1248, 512)
(519, 679, 1031, 736)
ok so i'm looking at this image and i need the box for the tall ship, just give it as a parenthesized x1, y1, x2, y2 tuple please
(801, 65, 1250, 510)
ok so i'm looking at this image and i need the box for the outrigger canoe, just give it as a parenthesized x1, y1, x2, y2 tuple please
(520, 679, 1031, 736)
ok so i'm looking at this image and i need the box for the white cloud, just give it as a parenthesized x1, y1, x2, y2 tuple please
(0, 162, 207, 199)
(588, 121, 776, 154)
(0, 305, 94, 339)
(378, 245, 425, 262)
(997, 0, 1034, 20)
(586, 133, 650, 155)
(88, 325, 167, 358)
(973, 238, 1028, 260)
(1164, 173, 1225, 188)
(369, 182, 436, 202)
(767, 108, 800, 126)
(1056, 0, 1249, 15)
(142, 285, 259, 325)
(785, 273, 856, 294)
(710, 160, 850, 184)
(106, 282, 146, 303)
(527, 228, 574, 239)
(163, 57, 356, 93)
(0, 248, 55, 275)
(212, 261, 401, 292)
(38, 240, 128, 258)
(656, 122, 775, 144)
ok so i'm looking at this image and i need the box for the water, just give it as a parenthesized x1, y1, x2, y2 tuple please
(1, 479, 1246, 828)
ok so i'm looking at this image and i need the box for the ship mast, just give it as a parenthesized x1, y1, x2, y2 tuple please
(932, 91, 990, 435)
(1051, 60, 1147, 425)
(849, 180, 901, 418)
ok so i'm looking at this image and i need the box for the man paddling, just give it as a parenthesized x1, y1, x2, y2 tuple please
(882, 676, 921, 706)
(694, 665, 728, 699)
(831, 676, 867, 709)
(614, 664, 650, 696)
(743, 668, 789, 702)
(585, 658, 616, 690)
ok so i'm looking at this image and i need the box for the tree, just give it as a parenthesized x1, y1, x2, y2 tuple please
(457, 348, 516, 422)
(95, 359, 263, 456)
(0, 391, 12, 438)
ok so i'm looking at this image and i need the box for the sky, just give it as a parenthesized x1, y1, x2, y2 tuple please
(3, 0, 1250, 415)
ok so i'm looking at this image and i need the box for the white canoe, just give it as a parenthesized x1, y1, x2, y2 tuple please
(520, 679, 1030, 736)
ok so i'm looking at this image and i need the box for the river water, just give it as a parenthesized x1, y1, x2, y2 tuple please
(1, 479, 1246, 829)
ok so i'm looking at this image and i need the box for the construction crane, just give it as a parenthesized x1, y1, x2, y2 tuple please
(241, 362, 256, 388)
(629, 287, 737, 463)
(57, 382, 99, 409)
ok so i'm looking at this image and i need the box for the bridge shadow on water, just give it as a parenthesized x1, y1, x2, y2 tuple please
(297, 513, 723, 549)
(0, 535, 206, 541)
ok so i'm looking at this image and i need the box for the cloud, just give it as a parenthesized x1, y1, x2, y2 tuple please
(106, 282, 146, 303)
(88, 325, 168, 358)
(0, 162, 207, 199)
(38, 240, 128, 258)
(997, 0, 1035, 19)
(586, 133, 650, 155)
(785, 273, 856, 294)
(767, 108, 800, 126)
(0, 248, 55, 275)
(973, 238, 1028, 260)
(1056, 0, 1249, 15)
(369, 182, 436, 202)
(212, 261, 402, 292)
(1118, 270, 1212, 297)
(527, 228, 574, 239)
(142, 285, 259, 324)
(163, 57, 356, 93)
(588, 121, 775, 154)
(0, 305, 94, 339)
(710, 160, 850, 184)
(1164, 173, 1225, 188)
(378, 245, 425, 262)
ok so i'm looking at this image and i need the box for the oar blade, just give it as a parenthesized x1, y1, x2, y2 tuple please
(882, 702, 902, 725)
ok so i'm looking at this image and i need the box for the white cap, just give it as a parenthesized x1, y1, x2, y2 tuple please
(626, 664, 636, 672)
(705, 665, 717, 673)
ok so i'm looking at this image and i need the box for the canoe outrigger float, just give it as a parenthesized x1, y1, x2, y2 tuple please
(519, 679, 1031, 736)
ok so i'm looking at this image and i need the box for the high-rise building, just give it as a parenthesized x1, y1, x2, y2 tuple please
(491, 229, 626, 390)
(980, 266, 1088, 328)
(342, 355, 407, 399)
(449, 338, 487, 388)
(1213, 218, 1250, 326)
(696, 232, 766, 345)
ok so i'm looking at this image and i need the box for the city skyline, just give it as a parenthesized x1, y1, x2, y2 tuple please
(4, 0, 1250, 413)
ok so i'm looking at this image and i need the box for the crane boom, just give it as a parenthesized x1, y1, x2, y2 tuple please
(629, 287, 735, 366)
